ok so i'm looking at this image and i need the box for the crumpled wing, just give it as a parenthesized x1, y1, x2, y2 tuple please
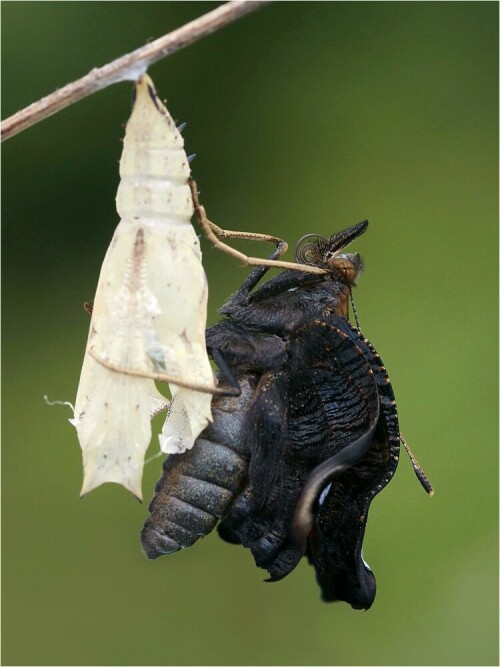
(218, 318, 376, 555)
(305, 325, 400, 609)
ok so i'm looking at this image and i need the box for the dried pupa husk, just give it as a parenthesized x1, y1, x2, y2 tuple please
(72, 74, 215, 500)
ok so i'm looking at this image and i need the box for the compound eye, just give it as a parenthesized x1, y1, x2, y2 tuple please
(331, 256, 358, 284)
(294, 234, 327, 265)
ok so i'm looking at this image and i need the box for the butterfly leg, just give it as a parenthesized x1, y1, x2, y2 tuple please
(86, 348, 239, 396)
(189, 179, 326, 275)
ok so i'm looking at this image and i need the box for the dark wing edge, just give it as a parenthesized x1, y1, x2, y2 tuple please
(305, 323, 401, 609)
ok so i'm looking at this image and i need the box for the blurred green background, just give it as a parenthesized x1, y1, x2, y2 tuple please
(2, 2, 498, 665)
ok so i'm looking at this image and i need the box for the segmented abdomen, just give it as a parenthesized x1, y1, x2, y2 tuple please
(140, 378, 254, 558)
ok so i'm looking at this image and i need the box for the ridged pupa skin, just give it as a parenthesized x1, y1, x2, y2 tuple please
(72, 74, 214, 500)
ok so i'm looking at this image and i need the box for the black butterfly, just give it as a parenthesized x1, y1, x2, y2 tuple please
(141, 221, 432, 610)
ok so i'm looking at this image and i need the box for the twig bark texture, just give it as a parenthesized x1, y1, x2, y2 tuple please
(1, 0, 271, 142)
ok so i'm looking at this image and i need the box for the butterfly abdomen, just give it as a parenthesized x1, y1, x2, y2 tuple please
(140, 378, 254, 557)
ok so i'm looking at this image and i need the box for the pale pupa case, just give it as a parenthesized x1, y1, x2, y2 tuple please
(72, 75, 214, 500)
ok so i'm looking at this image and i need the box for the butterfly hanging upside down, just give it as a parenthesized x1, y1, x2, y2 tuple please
(141, 220, 433, 610)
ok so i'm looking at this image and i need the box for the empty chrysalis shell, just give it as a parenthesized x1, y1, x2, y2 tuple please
(71, 74, 215, 500)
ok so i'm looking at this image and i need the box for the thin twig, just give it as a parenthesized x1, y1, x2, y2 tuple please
(1, 0, 272, 142)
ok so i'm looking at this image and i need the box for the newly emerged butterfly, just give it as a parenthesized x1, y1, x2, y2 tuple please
(72, 75, 217, 499)
(141, 225, 433, 609)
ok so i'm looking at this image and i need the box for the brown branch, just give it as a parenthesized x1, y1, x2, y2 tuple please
(1, 0, 272, 142)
